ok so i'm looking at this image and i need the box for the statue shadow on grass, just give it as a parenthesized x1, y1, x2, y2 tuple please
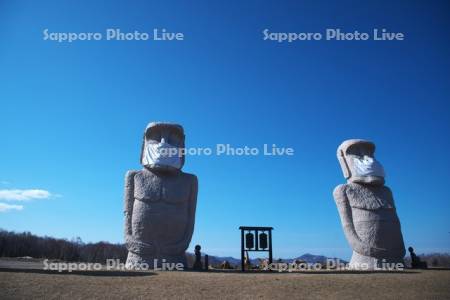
(0, 267, 156, 277)
(199, 269, 421, 275)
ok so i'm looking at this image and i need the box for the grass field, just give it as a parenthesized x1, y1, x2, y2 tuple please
(1, 259, 449, 299)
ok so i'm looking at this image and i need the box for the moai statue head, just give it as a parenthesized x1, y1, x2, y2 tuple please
(140, 122, 185, 172)
(337, 139, 385, 185)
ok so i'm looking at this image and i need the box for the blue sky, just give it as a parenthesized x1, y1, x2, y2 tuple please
(0, 0, 449, 260)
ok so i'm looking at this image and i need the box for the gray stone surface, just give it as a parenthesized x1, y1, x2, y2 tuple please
(124, 122, 198, 269)
(333, 139, 405, 269)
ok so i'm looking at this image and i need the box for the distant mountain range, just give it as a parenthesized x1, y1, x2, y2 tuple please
(189, 253, 346, 267)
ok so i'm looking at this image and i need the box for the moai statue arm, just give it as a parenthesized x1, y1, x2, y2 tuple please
(184, 175, 199, 246)
(163, 175, 198, 254)
(384, 186, 407, 258)
(124, 170, 137, 246)
(333, 184, 370, 256)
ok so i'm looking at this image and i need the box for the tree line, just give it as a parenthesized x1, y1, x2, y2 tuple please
(2, 229, 449, 268)
(0, 229, 127, 263)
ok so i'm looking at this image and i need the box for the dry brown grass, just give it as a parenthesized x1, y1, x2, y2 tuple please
(0, 264, 449, 299)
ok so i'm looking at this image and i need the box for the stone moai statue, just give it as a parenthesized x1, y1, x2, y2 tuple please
(124, 122, 198, 269)
(333, 139, 405, 269)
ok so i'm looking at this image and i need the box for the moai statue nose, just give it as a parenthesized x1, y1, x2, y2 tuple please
(363, 155, 373, 162)
(160, 132, 170, 144)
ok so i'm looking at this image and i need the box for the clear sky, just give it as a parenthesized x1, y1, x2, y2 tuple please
(1, 0, 449, 260)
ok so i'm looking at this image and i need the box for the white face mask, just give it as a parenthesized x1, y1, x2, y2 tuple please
(350, 155, 385, 178)
(142, 142, 182, 170)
